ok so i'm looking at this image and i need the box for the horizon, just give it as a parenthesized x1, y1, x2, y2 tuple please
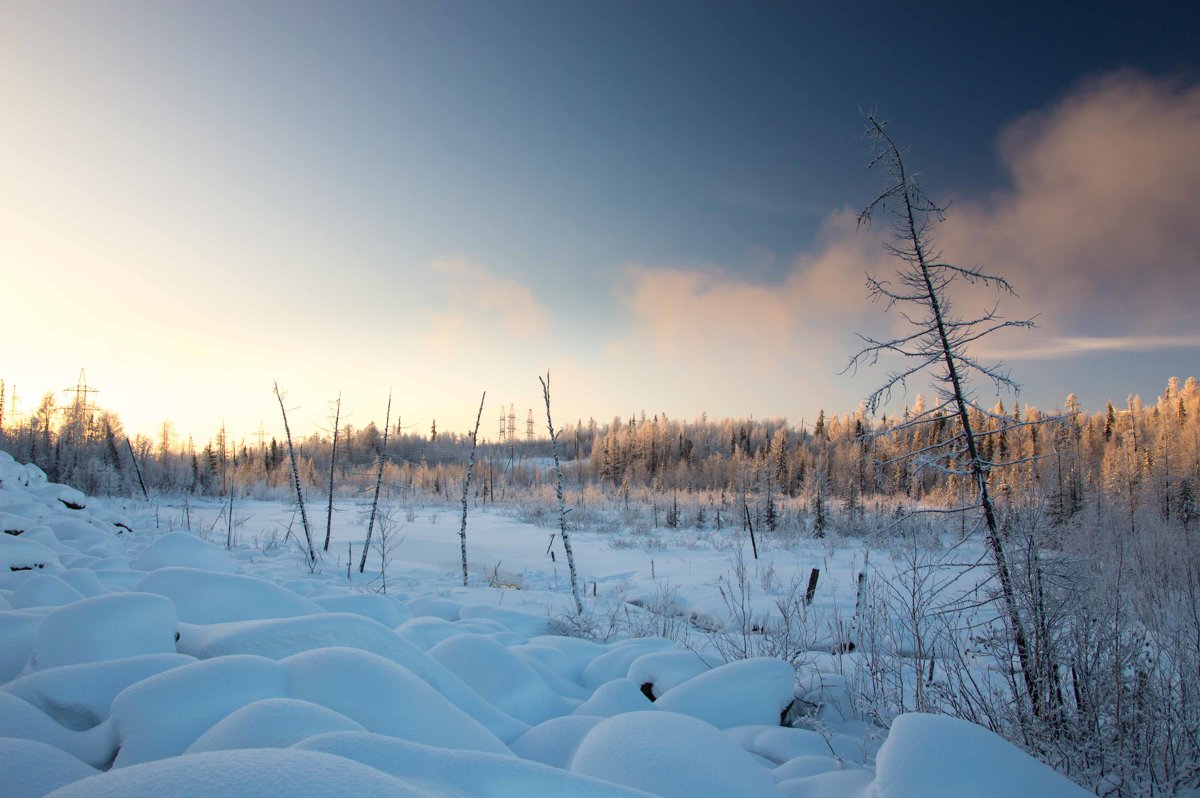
(3, 2, 1198, 444)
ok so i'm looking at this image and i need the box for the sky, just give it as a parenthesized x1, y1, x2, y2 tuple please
(2, 1, 1199, 444)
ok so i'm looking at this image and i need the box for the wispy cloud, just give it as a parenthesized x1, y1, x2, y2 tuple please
(985, 334, 1200, 360)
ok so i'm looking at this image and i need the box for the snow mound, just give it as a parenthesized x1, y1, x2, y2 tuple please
(510, 714, 604, 768)
(296, 730, 656, 798)
(571, 710, 782, 798)
(31, 592, 178, 670)
(655, 657, 796, 729)
(2, 652, 194, 729)
(395, 616, 469, 649)
(59, 568, 112, 597)
(130, 532, 235, 573)
(574, 678, 655, 717)
(427, 632, 578, 725)
(580, 637, 677, 688)
(186, 697, 365, 752)
(135, 567, 322, 623)
(0, 692, 117, 768)
(404, 595, 463, 620)
(0, 534, 62, 572)
(777, 768, 874, 798)
(283, 646, 512, 754)
(43, 747, 436, 798)
(36, 483, 89, 510)
(110, 654, 290, 766)
(626, 649, 723, 699)
(314, 593, 411, 627)
(0, 737, 97, 798)
(458, 603, 554, 636)
(8, 573, 86, 608)
(873, 713, 1092, 798)
(0, 610, 43, 681)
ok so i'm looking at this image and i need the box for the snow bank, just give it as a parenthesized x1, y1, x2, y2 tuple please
(31, 592, 178, 670)
(134, 567, 322, 623)
(571, 710, 782, 798)
(873, 713, 1091, 798)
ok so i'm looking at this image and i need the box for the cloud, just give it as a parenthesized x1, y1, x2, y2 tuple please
(985, 334, 1200, 361)
(612, 70, 1200, 395)
(937, 71, 1200, 332)
(423, 257, 549, 343)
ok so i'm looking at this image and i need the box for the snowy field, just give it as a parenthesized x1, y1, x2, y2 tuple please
(0, 450, 1089, 797)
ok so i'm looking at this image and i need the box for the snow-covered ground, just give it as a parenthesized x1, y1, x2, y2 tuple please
(0, 450, 1089, 797)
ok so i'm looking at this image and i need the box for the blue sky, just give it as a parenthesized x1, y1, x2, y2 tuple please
(2, 1, 1198, 441)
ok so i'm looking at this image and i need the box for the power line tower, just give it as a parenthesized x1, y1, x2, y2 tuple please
(498, 407, 507, 443)
(254, 423, 267, 451)
(61, 369, 99, 441)
(526, 408, 534, 441)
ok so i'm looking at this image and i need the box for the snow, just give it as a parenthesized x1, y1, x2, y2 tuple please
(30, 592, 178, 669)
(654, 657, 797, 729)
(872, 713, 1092, 798)
(130, 531, 236, 572)
(44, 748, 437, 798)
(0, 737, 97, 798)
(0, 474, 1099, 797)
(2, 652, 194, 729)
(427, 632, 579, 724)
(296, 731, 656, 797)
(185, 697, 366, 752)
(570, 710, 783, 798)
(510, 714, 604, 768)
(133, 567, 323, 623)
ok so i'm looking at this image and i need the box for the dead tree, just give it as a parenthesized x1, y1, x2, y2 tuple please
(540, 372, 582, 614)
(459, 391, 486, 586)
(845, 117, 1046, 719)
(359, 390, 392, 574)
(324, 392, 342, 552)
(273, 382, 316, 567)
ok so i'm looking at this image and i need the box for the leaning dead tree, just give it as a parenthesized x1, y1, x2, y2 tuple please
(324, 392, 341, 552)
(846, 117, 1046, 719)
(273, 381, 317, 567)
(359, 390, 392, 574)
(459, 391, 486, 586)
(540, 372, 582, 614)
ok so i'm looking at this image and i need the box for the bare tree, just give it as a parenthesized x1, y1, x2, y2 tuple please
(457, 391, 486, 586)
(845, 117, 1046, 719)
(359, 390, 392, 574)
(273, 381, 316, 568)
(540, 372, 583, 614)
(324, 392, 342, 552)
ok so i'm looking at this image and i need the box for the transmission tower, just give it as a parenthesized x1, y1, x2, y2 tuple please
(526, 408, 534, 441)
(498, 407, 507, 443)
